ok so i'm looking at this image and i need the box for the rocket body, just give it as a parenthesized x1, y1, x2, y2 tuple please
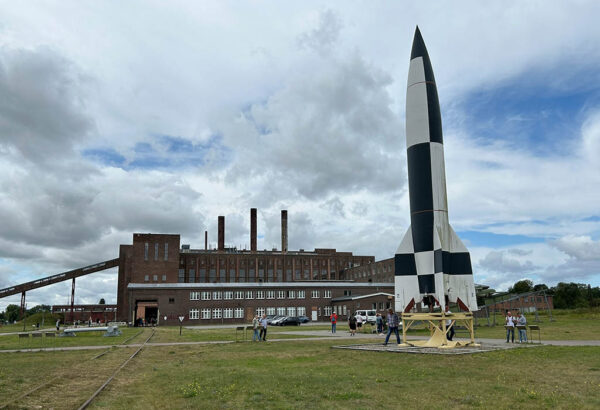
(395, 28, 477, 312)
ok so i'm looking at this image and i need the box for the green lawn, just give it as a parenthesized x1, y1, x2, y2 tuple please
(151, 326, 322, 344)
(2, 340, 594, 409)
(0, 327, 149, 350)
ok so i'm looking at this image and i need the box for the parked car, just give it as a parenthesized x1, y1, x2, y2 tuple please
(278, 316, 301, 326)
(265, 315, 278, 324)
(271, 316, 287, 326)
(354, 310, 377, 324)
(298, 315, 310, 323)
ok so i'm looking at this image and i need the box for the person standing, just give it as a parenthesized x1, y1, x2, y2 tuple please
(259, 314, 268, 341)
(517, 312, 527, 343)
(56, 319, 60, 332)
(376, 313, 384, 335)
(330, 311, 338, 333)
(252, 315, 260, 342)
(348, 314, 357, 336)
(445, 305, 455, 341)
(383, 309, 401, 346)
(505, 311, 515, 343)
(356, 314, 364, 332)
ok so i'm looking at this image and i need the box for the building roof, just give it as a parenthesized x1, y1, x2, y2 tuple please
(128, 282, 393, 290)
(331, 292, 394, 302)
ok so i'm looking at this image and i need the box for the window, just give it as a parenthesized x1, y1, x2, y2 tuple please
(224, 291, 233, 300)
(318, 307, 321, 317)
(297, 290, 305, 299)
(144, 242, 149, 261)
(154, 243, 159, 261)
(324, 290, 331, 298)
(343, 305, 347, 315)
(378, 302, 384, 310)
(164, 243, 168, 261)
(256, 307, 265, 317)
(311, 290, 320, 298)
(201, 309, 211, 319)
(256, 291, 265, 299)
(178, 269, 185, 283)
(235, 291, 244, 299)
(190, 291, 200, 301)
(212, 309, 222, 319)
(287, 290, 296, 299)
(234, 307, 244, 318)
(239, 269, 246, 282)
(277, 307, 286, 316)
(246, 291, 253, 299)
(344, 290, 352, 296)
(201, 291, 211, 300)
(199, 269, 206, 282)
(287, 307, 296, 316)
(189, 309, 199, 320)
(213, 291, 222, 300)
(266, 307, 276, 315)
(297, 307, 306, 316)
(266, 290, 275, 299)
(169, 298, 175, 304)
(324, 306, 332, 316)
(189, 269, 195, 283)
(229, 269, 236, 283)
(223, 308, 233, 319)
(209, 269, 216, 282)
(144, 275, 149, 282)
(277, 290, 285, 299)
(162, 274, 167, 281)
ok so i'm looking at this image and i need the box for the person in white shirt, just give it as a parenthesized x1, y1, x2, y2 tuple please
(505, 311, 515, 343)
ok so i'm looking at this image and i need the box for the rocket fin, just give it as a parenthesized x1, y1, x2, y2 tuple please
(445, 225, 478, 311)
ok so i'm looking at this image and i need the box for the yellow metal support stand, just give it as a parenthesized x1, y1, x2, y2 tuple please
(399, 312, 480, 348)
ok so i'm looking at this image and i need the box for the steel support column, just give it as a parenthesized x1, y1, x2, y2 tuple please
(20, 291, 26, 319)
(70, 278, 76, 324)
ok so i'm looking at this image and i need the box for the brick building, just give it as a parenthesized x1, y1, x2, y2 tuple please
(115, 209, 393, 325)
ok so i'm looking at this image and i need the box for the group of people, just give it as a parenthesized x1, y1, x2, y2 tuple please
(505, 310, 527, 343)
(252, 314, 268, 341)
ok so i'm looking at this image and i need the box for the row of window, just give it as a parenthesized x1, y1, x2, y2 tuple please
(178, 269, 337, 283)
(189, 306, 308, 320)
(189, 290, 331, 301)
(189, 307, 245, 320)
(144, 242, 169, 262)
(144, 274, 167, 282)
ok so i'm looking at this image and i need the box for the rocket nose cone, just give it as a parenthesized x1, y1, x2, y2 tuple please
(410, 26, 429, 61)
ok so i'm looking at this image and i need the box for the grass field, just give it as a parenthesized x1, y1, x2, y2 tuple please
(1, 340, 599, 409)
(1, 309, 599, 408)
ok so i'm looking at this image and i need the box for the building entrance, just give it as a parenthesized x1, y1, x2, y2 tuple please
(135, 300, 158, 326)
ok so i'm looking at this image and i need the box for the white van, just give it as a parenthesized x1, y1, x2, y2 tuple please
(354, 310, 377, 324)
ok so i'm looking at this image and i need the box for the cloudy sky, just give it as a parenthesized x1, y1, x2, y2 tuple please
(1, 1, 600, 310)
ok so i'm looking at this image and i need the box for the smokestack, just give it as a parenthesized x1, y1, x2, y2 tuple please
(250, 208, 257, 252)
(218, 216, 225, 251)
(281, 210, 288, 253)
(204, 230, 208, 250)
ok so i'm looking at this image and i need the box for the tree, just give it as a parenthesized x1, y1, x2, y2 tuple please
(509, 279, 533, 294)
(27, 304, 51, 315)
(552, 282, 589, 309)
(5, 304, 20, 323)
(533, 283, 548, 292)
(99, 298, 106, 305)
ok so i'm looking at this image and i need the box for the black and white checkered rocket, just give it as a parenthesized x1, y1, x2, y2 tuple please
(395, 27, 477, 313)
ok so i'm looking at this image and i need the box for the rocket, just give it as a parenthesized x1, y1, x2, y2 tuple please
(395, 27, 477, 313)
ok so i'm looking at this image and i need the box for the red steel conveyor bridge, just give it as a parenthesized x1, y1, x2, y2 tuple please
(0, 258, 119, 322)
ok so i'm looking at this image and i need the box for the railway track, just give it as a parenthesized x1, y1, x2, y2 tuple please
(0, 328, 155, 409)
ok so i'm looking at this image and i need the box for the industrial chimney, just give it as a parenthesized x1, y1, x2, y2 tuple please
(281, 210, 288, 253)
(250, 208, 257, 252)
(204, 230, 208, 250)
(218, 216, 225, 251)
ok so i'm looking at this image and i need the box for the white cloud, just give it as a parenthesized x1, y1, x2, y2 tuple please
(2, 3, 600, 311)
